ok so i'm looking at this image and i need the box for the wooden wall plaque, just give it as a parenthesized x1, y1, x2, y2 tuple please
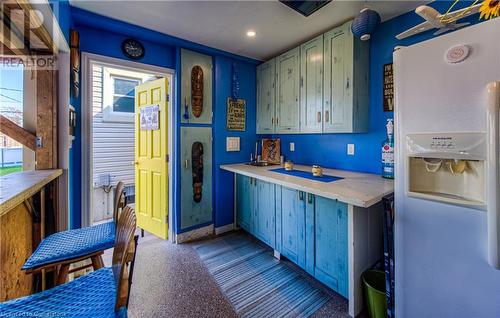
(226, 98, 246, 131)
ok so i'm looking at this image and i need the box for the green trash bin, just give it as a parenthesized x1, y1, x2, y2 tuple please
(362, 270, 387, 318)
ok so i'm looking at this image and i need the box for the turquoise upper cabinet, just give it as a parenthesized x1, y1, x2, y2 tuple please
(236, 175, 254, 232)
(323, 21, 369, 133)
(253, 180, 276, 248)
(255, 20, 369, 134)
(276, 47, 300, 133)
(278, 186, 306, 268)
(300, 35, 324, 133)
(313, 196, 348, 298)
(256, 59, 276, 134)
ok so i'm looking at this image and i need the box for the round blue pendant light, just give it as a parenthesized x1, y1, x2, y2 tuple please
(352, 8, 381, 41)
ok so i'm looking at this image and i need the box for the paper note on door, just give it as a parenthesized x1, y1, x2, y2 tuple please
(140, 105, 159, 130)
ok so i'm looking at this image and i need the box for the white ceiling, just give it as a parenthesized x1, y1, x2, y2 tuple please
(70, 0, 426, 61)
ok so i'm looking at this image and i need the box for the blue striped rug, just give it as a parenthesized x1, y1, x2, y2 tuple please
(194, 232, 332, 318)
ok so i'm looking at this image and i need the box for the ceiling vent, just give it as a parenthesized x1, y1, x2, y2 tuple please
(279, 0, 332, 17)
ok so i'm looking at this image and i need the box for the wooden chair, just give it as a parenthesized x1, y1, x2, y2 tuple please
(0, 206, 138, 317)
(22, 181, 126, 285)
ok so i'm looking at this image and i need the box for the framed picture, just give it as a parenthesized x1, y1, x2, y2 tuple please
(383, 63, 394, 112)
(226, 97, 246, 131)
(262, 139, 281, 164)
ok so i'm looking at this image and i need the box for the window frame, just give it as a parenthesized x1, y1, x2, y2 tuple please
(102, 72, 142, 123)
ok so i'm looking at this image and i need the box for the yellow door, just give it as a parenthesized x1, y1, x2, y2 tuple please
(135, 78, 169, 239)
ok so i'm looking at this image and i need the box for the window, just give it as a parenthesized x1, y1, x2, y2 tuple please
(101, 68, 144, 123)
(0, 64, 27, 176)
(112, 77, 139, 113)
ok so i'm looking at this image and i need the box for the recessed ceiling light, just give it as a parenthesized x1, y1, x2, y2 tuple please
(246, 30, 256, 37)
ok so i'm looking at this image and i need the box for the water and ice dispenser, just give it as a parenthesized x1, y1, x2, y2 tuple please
(406, 132, 487, 209)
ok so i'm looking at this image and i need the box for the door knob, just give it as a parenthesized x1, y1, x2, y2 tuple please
(134, 161, 139, 165)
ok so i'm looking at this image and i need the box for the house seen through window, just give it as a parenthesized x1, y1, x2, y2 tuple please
(112, 77, 139, 113)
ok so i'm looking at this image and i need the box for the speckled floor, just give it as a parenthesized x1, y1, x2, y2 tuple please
(104, 231, 353, 318)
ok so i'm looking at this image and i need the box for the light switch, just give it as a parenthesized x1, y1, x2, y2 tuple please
(226, 137, 240, 152)
(347, 144, 355, 155)
(290, 142, 295, 152)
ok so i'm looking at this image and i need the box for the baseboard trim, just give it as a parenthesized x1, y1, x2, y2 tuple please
(215, 223, 235, 235)
(176, 224, 214, 243)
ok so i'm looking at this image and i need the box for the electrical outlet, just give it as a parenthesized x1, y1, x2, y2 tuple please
(347, 144, 355, 155)
(290, 142, 295, 152)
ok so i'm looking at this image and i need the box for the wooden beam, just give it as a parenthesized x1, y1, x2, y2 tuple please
(36, 70, 58, 169)
(0, 11, 30, 56)
(14, 1, 57, 54)
(0, 115, 36, 151)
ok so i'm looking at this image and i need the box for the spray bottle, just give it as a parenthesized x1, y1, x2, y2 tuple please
(382, 119, 394, 179)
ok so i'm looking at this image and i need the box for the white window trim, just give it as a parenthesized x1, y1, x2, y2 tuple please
(82, 52, 175, 242)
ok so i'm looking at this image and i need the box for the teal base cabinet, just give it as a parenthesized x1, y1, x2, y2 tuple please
(232, 171, 384, 317)
(235, 175, 276, 249)
(237, 180, 349, 298)
(236, 174, 253, 232)
(276, 187, 348, 298)
(276, 186, 306, 268)
(254, 180, 276, 248)
(309, 195, 348, 298)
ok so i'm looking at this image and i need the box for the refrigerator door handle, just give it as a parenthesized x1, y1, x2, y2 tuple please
(486, 81, 500, 269)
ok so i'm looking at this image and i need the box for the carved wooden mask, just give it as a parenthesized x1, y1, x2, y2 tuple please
(191, 141, 204, 203)
(191, 65, 204, 118)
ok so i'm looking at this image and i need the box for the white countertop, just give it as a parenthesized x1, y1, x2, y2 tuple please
(220, 164, 394, 208)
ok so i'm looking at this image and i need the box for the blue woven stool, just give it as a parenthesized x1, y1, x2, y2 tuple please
(22, 182, 125, 285)
(1, 206, 138, 318)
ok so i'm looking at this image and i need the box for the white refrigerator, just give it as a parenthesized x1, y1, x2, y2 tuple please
(394, 18, 500, 317)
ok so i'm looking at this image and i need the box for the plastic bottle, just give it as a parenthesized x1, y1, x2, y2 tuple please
(382, 119, 394, 179)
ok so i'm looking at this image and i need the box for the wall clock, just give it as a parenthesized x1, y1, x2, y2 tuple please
(122, 39, 145, 60)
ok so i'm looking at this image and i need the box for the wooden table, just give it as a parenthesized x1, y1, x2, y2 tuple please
(0, 169, 62, 301)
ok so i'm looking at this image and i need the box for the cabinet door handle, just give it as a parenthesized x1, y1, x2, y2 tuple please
(325, 110, 329, 122)
(307, 193, 314, 204)
(317, 111, 321, 123)
(184, 159, 189, 168)
(346, 77, 350, 89)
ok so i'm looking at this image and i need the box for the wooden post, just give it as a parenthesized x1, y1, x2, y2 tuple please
(36, 70, 58, 170)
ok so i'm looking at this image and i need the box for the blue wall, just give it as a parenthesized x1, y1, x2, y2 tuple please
(68, 7, 259, 232)
(264, 1, 483, 175)
(63, 1, 484, 231)
(213, 57, 257, 228)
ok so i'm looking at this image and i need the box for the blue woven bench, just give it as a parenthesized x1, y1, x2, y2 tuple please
(1, 206, 138, 318)
(22, 182, 125, 285)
